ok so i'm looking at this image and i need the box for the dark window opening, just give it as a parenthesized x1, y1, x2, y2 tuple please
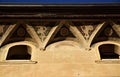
(6, 45, 31, 60)
(99, 44, 119, 59)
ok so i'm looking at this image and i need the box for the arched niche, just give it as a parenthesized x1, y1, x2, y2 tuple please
(42, 21, 83, 50)
(99, 44, 119, 59)
(6, 45, 31, 60)
(46, 40, 80, 51)
(0, 41, 37, 61)
(92, 41, 120, 60)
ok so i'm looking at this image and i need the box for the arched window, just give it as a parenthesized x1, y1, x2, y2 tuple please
(0, 41, 37, 64)
(99, 44, 119, 59)
(6, 45, 31, 60)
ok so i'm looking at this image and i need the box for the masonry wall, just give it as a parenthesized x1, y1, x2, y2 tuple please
(0, 19, 120, 77)
(0, 49, 120, 77)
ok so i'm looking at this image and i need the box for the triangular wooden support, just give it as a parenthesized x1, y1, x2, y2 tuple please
(0, 22, 41, 47)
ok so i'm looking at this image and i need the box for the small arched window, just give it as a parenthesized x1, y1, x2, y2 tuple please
(6, 45, 31, 60)
(99, 44, 119, 59)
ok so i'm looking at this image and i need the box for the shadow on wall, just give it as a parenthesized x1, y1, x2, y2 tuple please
(99, 44, 119, 59)
(6, 45, 31, 60)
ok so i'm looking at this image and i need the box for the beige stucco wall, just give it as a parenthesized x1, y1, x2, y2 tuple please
(0, 48, 120, 77)
(0, 20, 120, 77)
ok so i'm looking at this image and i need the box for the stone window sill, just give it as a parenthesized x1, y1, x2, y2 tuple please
(0, 60, 37, 64)
(95, 59, 120, 64)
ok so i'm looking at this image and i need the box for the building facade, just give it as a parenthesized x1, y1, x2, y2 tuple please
(0, 3, 120, 77)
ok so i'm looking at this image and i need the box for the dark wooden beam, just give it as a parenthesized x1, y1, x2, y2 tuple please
(0, 3, 120, 19)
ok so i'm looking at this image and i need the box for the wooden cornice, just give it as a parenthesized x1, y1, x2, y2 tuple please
(0, 3, 120, 19)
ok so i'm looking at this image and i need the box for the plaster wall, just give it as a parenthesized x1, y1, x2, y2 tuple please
(0, 20, 120, 77)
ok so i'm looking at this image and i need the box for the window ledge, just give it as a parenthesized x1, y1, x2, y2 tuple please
(0, 60, 37, 64)
(95, 59, 120, 64)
